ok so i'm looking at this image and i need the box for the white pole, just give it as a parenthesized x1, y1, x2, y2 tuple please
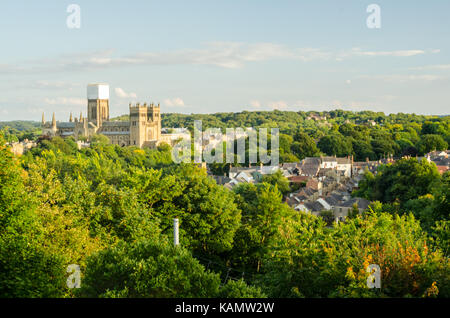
(173, 218, 179, 246)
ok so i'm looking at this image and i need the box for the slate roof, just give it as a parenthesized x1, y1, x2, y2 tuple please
(299, 157, 321, 176)
(339, 197, 370, 209)
(306, 201, 326, 212)
(324, 195, 339, 206)
(337, 157, 352, 164)
(101, 121, 130, 128)
(432, 158, 450, 167)
(288, 176, 310, 183)
(57, 122, 76, 128)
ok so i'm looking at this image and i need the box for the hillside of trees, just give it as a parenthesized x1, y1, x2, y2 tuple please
(0, 109, 449, 298)
(147, 110, 447, 162)
(0, 121, 41, 142)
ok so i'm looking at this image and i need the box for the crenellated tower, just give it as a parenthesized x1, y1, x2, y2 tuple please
(129, 102, 162, 147)
(129, 102, 147, 147)
(149, 103, 161, 140)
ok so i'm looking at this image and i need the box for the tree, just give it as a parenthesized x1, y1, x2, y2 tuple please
(217, 279, 266, 298)
(78, 239, 263, 298)
(417, 134, 448, 155)
(348, 203, 360, 219)
(262, 211, 450, 298)
(291, 131, 320, 159)
(319, 210, 335, 226)
(0, 134, 66, 297)
(230, 183, 296, 276)
(365, 158, 441, 204)
(261, 170, 291, 196)
(352, 139, 376, 161)
(370, 134, 400, 158)
(317, 134, 353, 157)
(123, 165, 242, 255)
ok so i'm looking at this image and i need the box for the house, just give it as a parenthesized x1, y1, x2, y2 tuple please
(352, 159, 380, 176)
(436, 165, 449, 175)
(320, 156, 337, 169)
(306, 178, 322, 191)
(299, 157, 321, 177)
(333, 198, 370, 222)
(336, 157, 352, 177)
(7, 139, 37, 156)
(281, 162, 300, 174)
(288, 175, 310, 188)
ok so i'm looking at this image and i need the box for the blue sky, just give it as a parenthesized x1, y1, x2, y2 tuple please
(0, 0, 449, 121)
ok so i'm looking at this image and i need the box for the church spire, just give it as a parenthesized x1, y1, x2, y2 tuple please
(79, 111, 83, 121)
(41, 112, 45, 126)
(52, 112, 56, 128)
(69, 112, 73, 122)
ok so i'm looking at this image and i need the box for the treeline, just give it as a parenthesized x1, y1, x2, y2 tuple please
(4, 109, 449, 161)
(160, 110, 449, 161)
(0, 121, 41, 142)
(161, 109, 449, 172)
(0, 133, 449, 298)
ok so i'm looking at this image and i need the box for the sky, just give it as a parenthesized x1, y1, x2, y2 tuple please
(0, 0, 449, 121)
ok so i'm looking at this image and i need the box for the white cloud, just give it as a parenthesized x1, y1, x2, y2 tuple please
(0, 44, 436, 74)
(409, 64, 450, 71)
(249, 100, 261, 109)
(163, 98, 185, 107)
(359, 74, 444, 83)
(43, 97, 85, 106)
(28, 81, 79, 90)
(347, 48, 426, 57)
(115, 87, 137, 99)
(268, 101, 288, 110)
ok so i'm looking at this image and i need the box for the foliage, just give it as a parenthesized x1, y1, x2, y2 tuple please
(262, 212, 450, 298)
(78, 239, 262, 298)
(1, 110, 449, 298)
(261, 170, 291, 196)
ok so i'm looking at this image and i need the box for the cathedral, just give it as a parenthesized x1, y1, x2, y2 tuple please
(41, 84, 188, 148)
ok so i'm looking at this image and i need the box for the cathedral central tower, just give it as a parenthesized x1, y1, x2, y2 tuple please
(87, 83, 110, 127)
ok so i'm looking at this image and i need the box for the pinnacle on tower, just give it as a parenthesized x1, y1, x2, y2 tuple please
(80, 112, 83, 121)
